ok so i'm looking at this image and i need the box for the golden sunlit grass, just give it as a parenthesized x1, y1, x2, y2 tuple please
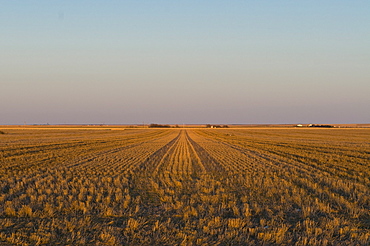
(0, 127, 369, 245)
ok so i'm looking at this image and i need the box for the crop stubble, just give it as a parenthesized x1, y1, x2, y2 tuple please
(0, 128, 369, 245)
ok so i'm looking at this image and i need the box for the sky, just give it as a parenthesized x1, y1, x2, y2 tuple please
(1, 1, 369, 124)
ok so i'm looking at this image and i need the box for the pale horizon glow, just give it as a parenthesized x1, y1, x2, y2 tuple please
(1, 1, 369, 124)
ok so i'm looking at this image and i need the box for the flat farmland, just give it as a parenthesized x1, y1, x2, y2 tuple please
(0, 128, 369, 245)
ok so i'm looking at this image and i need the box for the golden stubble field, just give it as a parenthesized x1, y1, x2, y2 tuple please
(0, 127, 369, 245)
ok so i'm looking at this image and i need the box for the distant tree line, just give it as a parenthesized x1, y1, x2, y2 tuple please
(149, 124, 171, 128)
(205, 124, 229, 128)
(309, 124, 334, 128)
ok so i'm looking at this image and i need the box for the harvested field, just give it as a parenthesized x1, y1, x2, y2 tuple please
(0, 128, 369, 245)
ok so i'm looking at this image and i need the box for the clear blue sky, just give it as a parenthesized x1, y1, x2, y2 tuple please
(1, 1, 369, 124)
